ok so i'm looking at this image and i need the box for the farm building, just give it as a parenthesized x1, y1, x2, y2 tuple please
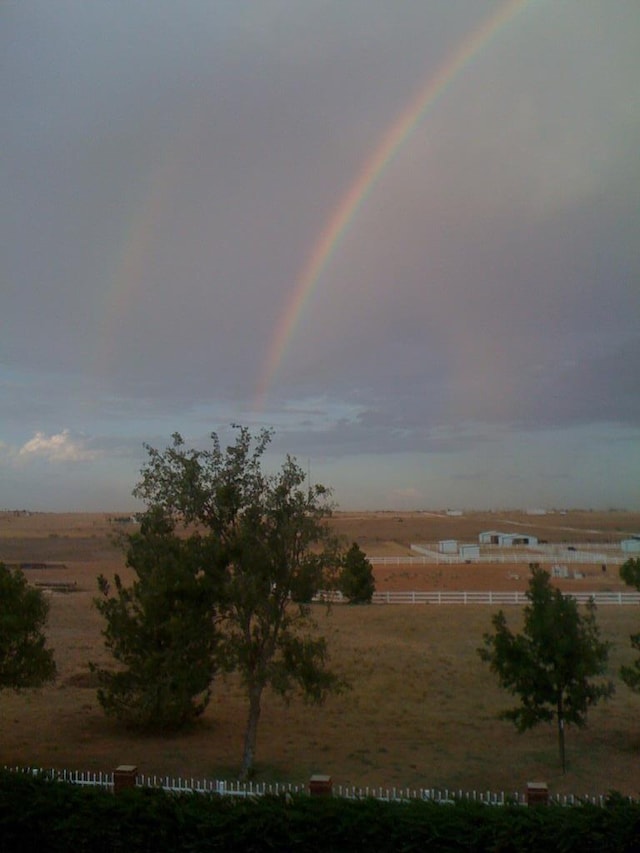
(459, 544, 480, 560)
(478, 531, 502, 545)
(622, 537, 640, 554)
(499, 533, 538, 547)
(438, 539, 458, 554)
(478, 531, 538, 547)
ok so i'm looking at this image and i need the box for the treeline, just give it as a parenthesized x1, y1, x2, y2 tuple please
(1, 770, 639, 852)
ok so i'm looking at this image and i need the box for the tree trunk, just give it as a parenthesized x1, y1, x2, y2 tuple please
(240, 682, 263, 781)
(557, 701, 566, 774)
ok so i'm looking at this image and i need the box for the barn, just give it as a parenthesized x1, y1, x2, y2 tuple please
(478, 531, 538, 547)
(622, 537, 640, 554)
(459, 544, 480, 561)
(478, 531, 502, 545)
(497, 533, 538, 547)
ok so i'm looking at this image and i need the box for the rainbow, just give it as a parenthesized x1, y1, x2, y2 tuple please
(94, 107, 202, 379)
(254, 0, 530, 411)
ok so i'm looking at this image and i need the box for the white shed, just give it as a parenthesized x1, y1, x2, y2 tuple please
(622, 538, 640, 554)
(439, 539, 458, 554)
(459, 544, 480, 560)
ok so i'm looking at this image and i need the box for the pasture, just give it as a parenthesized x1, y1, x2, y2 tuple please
(2, 509, 640, 797)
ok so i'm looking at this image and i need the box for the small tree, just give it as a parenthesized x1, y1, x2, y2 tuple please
(339, 543, 375, 604)
(478, 564, 613, 773)
(619, 557, 640, 691)
(0, 563, 56, 691)
(132, 426, 344, 779)
(92, 509, 222, 730)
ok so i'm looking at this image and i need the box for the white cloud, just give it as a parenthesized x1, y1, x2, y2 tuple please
(18, 430, 101, 463)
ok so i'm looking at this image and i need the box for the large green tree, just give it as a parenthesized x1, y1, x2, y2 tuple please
(0, 562, 56, 691)
(478, 564, 613, 773)
(339, 542, 375, 603)
(92, 509, 222, 730)
(619, 557, 640, 691)
(131, 426, 343, 779)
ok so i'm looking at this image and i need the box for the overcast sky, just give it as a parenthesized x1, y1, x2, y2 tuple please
(2, 1, 639, 511)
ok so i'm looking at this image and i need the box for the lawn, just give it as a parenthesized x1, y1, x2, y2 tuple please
(2, 510, 640, 799)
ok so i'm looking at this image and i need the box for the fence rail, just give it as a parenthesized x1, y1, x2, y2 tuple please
(4, 766, 626, 808)
(369, 590, 640, 606)
(371, 551, 625, 566)
(314, 590, 640, 605)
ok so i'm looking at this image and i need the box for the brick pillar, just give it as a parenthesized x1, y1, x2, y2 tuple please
(526, 782, 548, 806)
(114, 765, 138, 794)
(309, 775, 332, 796)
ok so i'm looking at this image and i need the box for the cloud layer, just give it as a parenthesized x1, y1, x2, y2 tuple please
(1, 1, 639, 510)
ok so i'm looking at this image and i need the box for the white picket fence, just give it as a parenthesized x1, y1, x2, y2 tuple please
(3, 766, 623, 807)
(369, 590, 640, 606)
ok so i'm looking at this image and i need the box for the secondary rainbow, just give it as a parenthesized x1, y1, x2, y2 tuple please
(255, 0, 530, 411)
(94, 106, 202, 378)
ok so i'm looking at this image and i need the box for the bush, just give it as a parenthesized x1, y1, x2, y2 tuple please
(339, 543, 375, 604)
(1, 770, 640, 852)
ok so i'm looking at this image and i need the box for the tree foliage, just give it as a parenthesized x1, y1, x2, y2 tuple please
(339, 542, 375, 604)
(619, 557, 640, 692)
(97, 426, 343, 778)
(0, 562, 56, 691)
(478, 564, 613, 772)
(620, 557, 640, 591)
(92, 509, 222, 730)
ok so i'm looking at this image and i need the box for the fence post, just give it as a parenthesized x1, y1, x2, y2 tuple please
(113, 765, 137, 794)
(309, 775, 332, 796)
(526, 782, 548, 806)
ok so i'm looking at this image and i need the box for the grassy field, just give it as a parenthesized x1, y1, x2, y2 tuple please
(2, 510, 640, 798)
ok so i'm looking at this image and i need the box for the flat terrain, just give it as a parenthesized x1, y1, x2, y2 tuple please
(1, 509, 640, 796)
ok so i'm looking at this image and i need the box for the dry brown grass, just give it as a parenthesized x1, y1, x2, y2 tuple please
(1, 510, 640, 797)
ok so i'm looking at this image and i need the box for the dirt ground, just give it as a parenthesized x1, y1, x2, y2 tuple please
(2, 507, 636, 593)
(2, 509, 640, 794)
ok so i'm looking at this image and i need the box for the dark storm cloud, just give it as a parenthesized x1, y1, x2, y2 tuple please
(1, 1, 639, 509)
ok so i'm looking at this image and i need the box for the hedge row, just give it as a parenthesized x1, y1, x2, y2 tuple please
(1, 770, 640, 852)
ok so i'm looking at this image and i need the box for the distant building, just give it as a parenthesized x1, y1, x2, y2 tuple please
(459, 544, 480, 560)
(438, 539, 458, 554)
(478, 531, 538, 547)
(499, 533, 538, 547)
(622, 537, 640, 554)
(446, 510, 463, 516)
(479, 530, 502, 545)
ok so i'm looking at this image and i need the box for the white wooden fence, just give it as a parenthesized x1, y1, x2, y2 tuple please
(4, 766, 623, 807)
(314, 590, 640, 605)
(369, 590, 640, 606)
(372, 550, 624, 566)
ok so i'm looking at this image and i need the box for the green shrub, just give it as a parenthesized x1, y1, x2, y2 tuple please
(1, 770, 639, 852)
